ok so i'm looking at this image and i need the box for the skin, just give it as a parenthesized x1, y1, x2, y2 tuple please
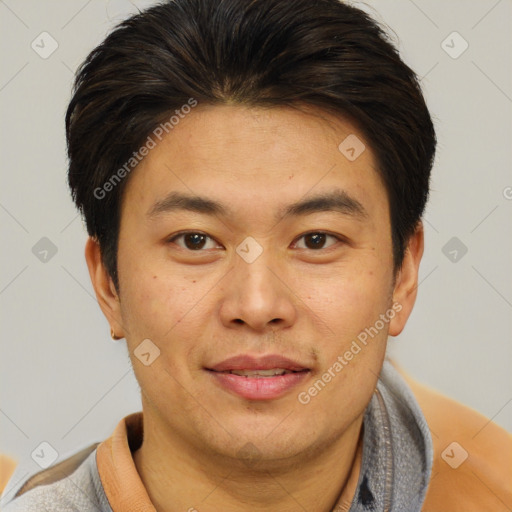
(86, 104, 423, 512)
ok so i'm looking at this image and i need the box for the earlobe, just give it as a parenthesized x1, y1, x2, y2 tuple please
(388, 222, 424, 337)
(84, 237, 125, 338)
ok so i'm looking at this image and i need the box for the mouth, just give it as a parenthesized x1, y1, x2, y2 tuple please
(215, 368, 307, 377)
(205, 354, 311, 400)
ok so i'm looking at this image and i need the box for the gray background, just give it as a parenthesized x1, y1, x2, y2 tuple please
(1, 0, 511, 499)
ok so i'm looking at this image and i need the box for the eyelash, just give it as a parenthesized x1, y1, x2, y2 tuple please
(167, 231, 345, 252)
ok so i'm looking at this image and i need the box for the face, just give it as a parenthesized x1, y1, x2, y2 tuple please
(88, 104, 422, 469)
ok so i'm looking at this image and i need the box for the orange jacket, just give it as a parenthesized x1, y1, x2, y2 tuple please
(0, 455, 17, 496)
(398, 367, 512, 511)
(2, 369, 510, 510)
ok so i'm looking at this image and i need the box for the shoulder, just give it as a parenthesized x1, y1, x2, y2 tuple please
(1, 443, 109, 512)
(395, 364, 512, 511)
(0, 454, 17, 494)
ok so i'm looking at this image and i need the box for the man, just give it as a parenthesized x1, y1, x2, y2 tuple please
(3, 0, 510, 510)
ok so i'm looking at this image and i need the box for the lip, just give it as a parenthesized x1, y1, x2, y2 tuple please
(205, 354, 310, 401)
(208, 354, 309, 372)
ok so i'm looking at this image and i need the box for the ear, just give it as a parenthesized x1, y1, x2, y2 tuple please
(84, 237, 125, 339)
(388, 222, 424, 337)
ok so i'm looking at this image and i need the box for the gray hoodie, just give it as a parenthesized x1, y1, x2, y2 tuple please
(1, 360, 433, 511)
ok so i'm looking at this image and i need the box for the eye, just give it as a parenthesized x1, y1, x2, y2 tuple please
(294, 232, 342, 250)
(168, 232, 221, 251)
(168, 231, 343, 252)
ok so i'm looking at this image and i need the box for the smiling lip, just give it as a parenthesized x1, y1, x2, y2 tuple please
(206, 354, 310, 400)
(208, 354, 308, 372)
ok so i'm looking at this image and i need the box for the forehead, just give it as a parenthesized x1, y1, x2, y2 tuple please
(121, 104, 387, 222)
(155, 104, 370, 166)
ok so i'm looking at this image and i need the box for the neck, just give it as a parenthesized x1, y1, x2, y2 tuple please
(133, 408, 364, 512)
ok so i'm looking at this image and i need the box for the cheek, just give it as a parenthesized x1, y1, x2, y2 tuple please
(120, 273, 203, 339)
(117, 243, 185, 329)
(305, 265, 392, 339)
(119, 273, 208, 393)
(301, 270, 391, 410)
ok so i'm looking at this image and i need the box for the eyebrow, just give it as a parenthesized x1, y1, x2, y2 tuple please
(147, 189, 368, 221)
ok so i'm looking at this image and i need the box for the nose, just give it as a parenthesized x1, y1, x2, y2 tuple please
(219, 245, 297, 332)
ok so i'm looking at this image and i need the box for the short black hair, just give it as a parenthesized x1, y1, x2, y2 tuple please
(66, 0, 436, 290)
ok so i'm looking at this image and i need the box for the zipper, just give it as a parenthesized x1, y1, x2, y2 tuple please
(374, 387, 393, 512)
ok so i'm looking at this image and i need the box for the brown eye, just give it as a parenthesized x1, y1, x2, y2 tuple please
(183, 233, 207, 250)
(169, 232, 219, 251)
(295, 232, 340, 250)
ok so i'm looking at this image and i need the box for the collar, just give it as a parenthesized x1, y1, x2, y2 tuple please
(96, 411, 155, 511)
(96, 360, 432, 512)
(347, 360, 433, 511)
